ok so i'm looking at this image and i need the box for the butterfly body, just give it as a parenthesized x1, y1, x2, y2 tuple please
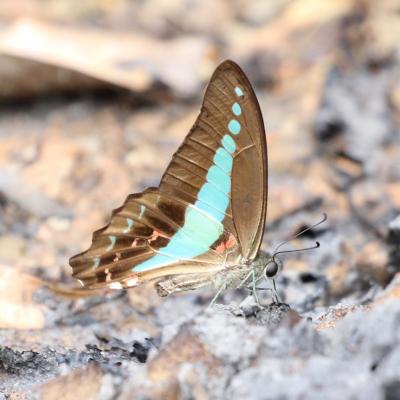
(155, 250, 271, 297)
(70, 60, 268, 301)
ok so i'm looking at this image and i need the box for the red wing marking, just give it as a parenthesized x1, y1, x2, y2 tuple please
(226, 234, 237, 249)
(149, 229, 170, 243)
(215, 234, 238, 254)
(215, 242, 226, 254)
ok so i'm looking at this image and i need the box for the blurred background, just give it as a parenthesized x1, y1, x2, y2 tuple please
(0, 0, 399, 398)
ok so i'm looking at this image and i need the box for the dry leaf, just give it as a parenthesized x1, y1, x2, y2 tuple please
(0, 18, 214, 99)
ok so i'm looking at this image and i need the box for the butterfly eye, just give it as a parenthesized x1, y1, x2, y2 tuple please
(264, 260, 279, 278)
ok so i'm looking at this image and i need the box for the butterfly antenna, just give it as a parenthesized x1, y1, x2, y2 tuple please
(274, 241, 320, 258)
(272, 213, 327, 257)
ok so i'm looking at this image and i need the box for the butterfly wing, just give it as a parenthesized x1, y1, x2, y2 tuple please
(69, 60, 267, 289)
(159, 60, 267, 262)
(70, 187, 230, 288)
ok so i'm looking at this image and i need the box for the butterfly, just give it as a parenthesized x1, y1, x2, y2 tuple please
(69, 60, 279, 304)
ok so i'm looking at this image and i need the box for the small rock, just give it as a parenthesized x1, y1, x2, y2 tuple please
(388, 215, 400, 272)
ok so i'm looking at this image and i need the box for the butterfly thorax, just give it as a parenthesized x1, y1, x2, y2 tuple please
(155, 250, 271, 297)
(219, 249, 271, 290)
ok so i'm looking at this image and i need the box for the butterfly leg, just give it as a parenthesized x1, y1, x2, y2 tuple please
(251, 268, 262, 306)
(238, 269, 253, 288)
(272, 279, 281, 304)
(208, 279, 228, 308)
(208, 251, 230, 308)
(237, 268, 262, 307)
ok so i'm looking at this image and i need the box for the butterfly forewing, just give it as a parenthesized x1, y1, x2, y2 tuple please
(69, 60, 267, 290)
(224, 65, 267, 261)
(160, 61, 267, 261)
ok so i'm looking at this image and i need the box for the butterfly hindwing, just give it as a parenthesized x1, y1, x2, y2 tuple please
(69, 60, 267, 289)
(70, 188, 229, 288)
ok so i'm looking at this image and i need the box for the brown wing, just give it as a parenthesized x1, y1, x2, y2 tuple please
(69, 60, 267, 289)
(228, 62, 267, 261)
(70, 188, 230, 288)
(159, 60, 267, 261)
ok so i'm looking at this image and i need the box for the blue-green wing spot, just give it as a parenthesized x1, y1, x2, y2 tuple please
(207, 165, 230, 194)
(222, 134, 236, 154)
(228, 119, 241, 135)
(123, 218, 134, 233)
(93, 257, 100, 268)
(235, 86, 244, 97)
(106, 235, 116, 251)
(197, 183, 230, 215)
(213, 148, 233, 174)
(232, 102, 242, 116)
(177, 206, 224, 245)
(133, 86, 243, 273)
(195, 201, 226, 222)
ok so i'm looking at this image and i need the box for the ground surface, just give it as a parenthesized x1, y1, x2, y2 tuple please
(0, 1, 399, 399)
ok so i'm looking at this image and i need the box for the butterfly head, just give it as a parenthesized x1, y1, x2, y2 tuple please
(251, 250, 281, 280)
(262, 213, 328, 281)
(261, 241, 321, 282)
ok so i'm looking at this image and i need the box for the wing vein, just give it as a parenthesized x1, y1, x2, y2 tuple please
(165, 171, 201, 191)
(188, 135, 218, 153)
(175, 153, 209, 173)
(197, 118, 224, 140)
